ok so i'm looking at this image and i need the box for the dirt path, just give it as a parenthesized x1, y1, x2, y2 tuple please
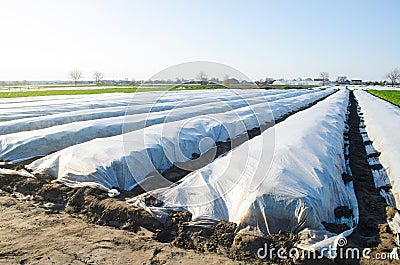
(0, 189, 239, 265)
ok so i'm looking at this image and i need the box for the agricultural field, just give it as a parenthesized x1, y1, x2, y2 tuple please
(1, 87, 400, 264)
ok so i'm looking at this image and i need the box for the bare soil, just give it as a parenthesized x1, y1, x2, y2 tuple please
(0, 189, 239, 265)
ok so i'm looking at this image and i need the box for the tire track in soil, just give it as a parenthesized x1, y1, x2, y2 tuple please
(335, 91, 396, 265)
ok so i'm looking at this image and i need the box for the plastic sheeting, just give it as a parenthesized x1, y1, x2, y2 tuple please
(0, 89, 296, 122)
(27, 90, 334, 191)
(0, 89, 310, 135)
(129, 90, 357, 256)
(0, 88, 285, 105)
(1, 90, 319, 163)
(0, 94, 132, 122)
(354, 90, 400, 208)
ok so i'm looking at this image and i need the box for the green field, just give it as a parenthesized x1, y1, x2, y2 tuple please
(369, 90, 400, 107)
(0, 87, 139, 98)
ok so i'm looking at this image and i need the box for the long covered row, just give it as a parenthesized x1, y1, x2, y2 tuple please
(0, 94, 132, 122)
(129, 89, 357, 255)
(0, 90, 319, 163)
(354, 90, 400, 208)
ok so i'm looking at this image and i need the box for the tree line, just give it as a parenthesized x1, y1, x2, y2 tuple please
(386, 68, 400, 86)
(65, 68, 400, 87)
(69, 70, 104, 86)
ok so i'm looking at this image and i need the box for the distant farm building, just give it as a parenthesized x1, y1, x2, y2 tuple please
(272, 80, 323, 86)
(227, 78, 240, 84)
(351, 80, 362, 85)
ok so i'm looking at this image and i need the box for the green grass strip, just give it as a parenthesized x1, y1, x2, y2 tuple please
(368, 90, 400, 107)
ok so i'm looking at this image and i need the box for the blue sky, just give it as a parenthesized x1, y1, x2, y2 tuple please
(1, 0, 399, 81)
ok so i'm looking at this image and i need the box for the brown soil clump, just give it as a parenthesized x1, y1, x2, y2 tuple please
(385, 206, 398, 220)
(173, 220, 237, 255)
(322, 221, 351, 235)
(229, 231, 298, 264)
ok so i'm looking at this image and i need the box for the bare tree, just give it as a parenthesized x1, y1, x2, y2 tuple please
(69, 69, 82, 86)
(320, 72, 329, 85)
(222, 75, 229, 86)
(93, 71, 104, 86)
(336, 76, 347, 84)
(196, 71, 208, 85)
(386, 68, 400, 86)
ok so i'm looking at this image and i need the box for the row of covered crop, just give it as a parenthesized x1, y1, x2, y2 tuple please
(354, 90, 400, 208)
